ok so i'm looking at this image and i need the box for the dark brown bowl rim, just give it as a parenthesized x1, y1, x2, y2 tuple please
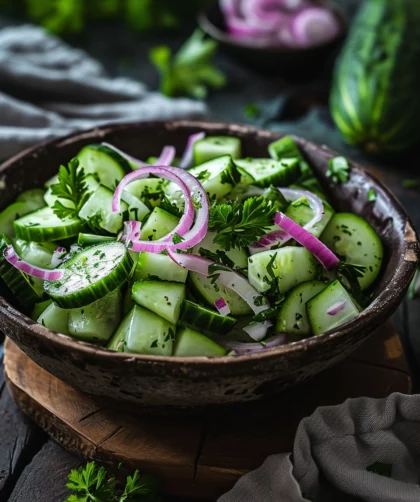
(197, 2, 348, 53)
(0, 119, 418, 368)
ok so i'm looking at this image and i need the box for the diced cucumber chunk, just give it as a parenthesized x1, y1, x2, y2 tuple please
(14, 207, 81, 242)
(179, 300, 237, 335)
(17, 188, 46, 206)
(193, 136, 241, 165)
(68, 289, 122, 343)
(121, 190, 150, 222)
(173, 327, 227, 357)
(133, 252, 188, 283)
(44, 175, 58, 189)
(124, 178, 168, 208)
(31, 299, 52, 321)
(124, 305, 175, 356)
(76, 144, 130, 189)
(285, 197, 334, 238)
(187, 155, 240, 202)
(0, 200, 45, 238)
(44, 174, 99, 209)
(123, 286, 135, 314)
(193, 231, 248, 269)
(13, 239, 57, 269)
(78, 185, 128, 235)
(44, 242, 133, 309)
(132, 280, 185, 324)
(37, 302, 70, 335)
(320, 213, 383, 290)
(140, 207, 179, 241)
(276, 280, 327, 337)
(307, 280, 361, 335)
(235, 157, 300, 188)
(268, 135, 310, 174)
(248, 247, 319, 294)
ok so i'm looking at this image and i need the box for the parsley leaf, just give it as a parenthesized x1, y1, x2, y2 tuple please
(160, 195, 182, 218)
(244, 103, 262, 120)
(337, 262, 367, 306)
(198, 247, 235, 269)
(209, 196, 277, 251)
(367, 188, 377, 202)
(326, 156, 350, 184)
(51, 158, 89, 220)
(150, 29, 226, 99)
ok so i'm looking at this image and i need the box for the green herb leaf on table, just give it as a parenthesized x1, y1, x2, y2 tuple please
(367, 188, 377, 202)
(326, 156, 350, 184)
(149, 29, 226, 99)
(208, 196, 277, 251)
(51, 158, 89, 220)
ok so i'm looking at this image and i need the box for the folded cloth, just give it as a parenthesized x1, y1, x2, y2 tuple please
(219, 393, 420, 502)
(0, 25, 206, 159)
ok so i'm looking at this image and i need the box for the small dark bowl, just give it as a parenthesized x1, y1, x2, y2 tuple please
(198, 3, 347, 77)
(0, 120, 418, 415)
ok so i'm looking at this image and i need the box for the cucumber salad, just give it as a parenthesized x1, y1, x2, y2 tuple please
(0, 133, 383, 357)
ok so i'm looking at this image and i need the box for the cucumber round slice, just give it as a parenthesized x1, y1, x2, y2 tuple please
(132, 280, 185, 324)
(78, 233, 116, 246)
(276, 280, 327, 338)
(179, 300, 237, 335)
(13, 239, 57, 269)
(0, 200, 45, 238)
(14, 207, 81, 242)
(173, 327, 227, 357)
(16, 188, 46, 206)
(77, 144, 131, 189)
(44, 242, 133, 308)
(193, 136, 242, 165)
(320, 213, 383, 290)
(235, 157, 300, 188)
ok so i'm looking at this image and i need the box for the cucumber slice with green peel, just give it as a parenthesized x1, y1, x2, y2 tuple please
(132, 280, 185, 324)
(31, 299, 52, 321)
(121, 190, 150, 222)
(78, 185, 128, 235)
(179, 300, 237, 335)
(14, 207, 81, 242)
(17, 188, 46, 206)
(78, 233, 116, 246)
(76, 144, 131, 189)
(307, 280, 361, 335)
(276, 280, 327, 337)
(173, 327, 227, 357)
(123, 286, 135, 314)
(44, 242, 133, 309)
(193, 136, 241, 165)
(68, 289, 122, 344)
(13, 239, 57, 269)
(268, 136, 310, 174)
(44, 174, 99, 209)
(124, 305, 175, 356)
(248, 247, 319, 294)
(0, 200, 45, 238)
(133, 252, 188, 283)
(285, 197, 334, 238)
(235, 157, 300, 188)
(187, 155, 240, 202)
(188, 273, 252, 316)
(37, 302, 70, 335)
(320, 213, 383, 290)
(140, 207, 179, 241)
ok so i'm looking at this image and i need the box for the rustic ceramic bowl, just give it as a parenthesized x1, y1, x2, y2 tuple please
(198, 3, 347, 78)
(0, 120, 418, 414)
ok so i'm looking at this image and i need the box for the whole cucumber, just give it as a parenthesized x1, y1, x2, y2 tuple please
(330, 0, 420, 155)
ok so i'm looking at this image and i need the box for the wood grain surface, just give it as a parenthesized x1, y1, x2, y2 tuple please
(4, 321, 412, 500)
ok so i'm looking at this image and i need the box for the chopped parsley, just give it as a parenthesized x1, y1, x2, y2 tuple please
(326, 156, 350, 184)
(367, 188, 377, 202)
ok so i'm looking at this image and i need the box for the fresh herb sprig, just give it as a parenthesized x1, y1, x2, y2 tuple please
(65, 461, 160, 502)
(337, 262, 367, 306)
(209, 196, 277, 251)
(51, 158, 89, 220)
(326, 156, 350, 184)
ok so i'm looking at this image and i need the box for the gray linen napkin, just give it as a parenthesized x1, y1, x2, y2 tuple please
(0, 25, 206, 159)
(219, 393, 420, 502)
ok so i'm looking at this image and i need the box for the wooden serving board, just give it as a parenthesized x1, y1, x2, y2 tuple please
(4, 322, 412, 501)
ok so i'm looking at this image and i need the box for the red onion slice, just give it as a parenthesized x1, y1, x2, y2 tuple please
(51, 247, 67, 268)
(326, 300, 346, 316)
(4, 245, 65, 281)
(250, 187, 324, 253)
(168, 251, 269, 341)
(179, 132, 205, 169)
(155, 146, 176, 167)
(275, 212, 339, 270)
(291, 7, 340, 47)
(112, 166, 194, 253)
(214, 297, 231, 316)
(242, 0, 292, 27)
(224, 334, 288, 355)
